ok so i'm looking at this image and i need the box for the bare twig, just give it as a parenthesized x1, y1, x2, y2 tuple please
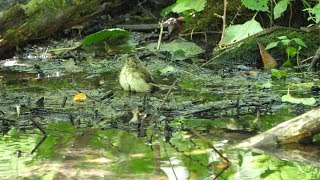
(190, 129, 231, 179)
(230, 4, 243, 24)
(221, 0, 228, 41)
(30, 118, 47, 135)
(138, 0, 157, 20)
(31, 135, 47, 154)
(163, 142, 178, 180)
(289, 4, 292, 27)
(157, 21, 164, 51)
(190, 28, 195, 40)
(213, 0, 228, 45)
(158, 80, 178, 111)
(179, 31, 221, 36)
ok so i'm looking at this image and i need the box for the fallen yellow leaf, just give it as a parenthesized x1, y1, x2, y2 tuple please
(73, 92, 87, 102)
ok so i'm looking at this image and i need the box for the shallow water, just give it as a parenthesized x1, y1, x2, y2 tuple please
(1, 118, 320, 179)
(1, 60, 320, 179)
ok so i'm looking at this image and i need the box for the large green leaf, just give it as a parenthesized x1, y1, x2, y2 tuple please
(281, 92, 316, 106)
(81, 28, 129, 46)
(315, 4, 320, 23)
(146, 40, 204, 60)
(220, 19, 263, 45)
(241, 0, 269, 12)
(292, 38, 307, 48)
(161, 4, 175, 16)
(172, 0, 206, 13)
(274, 0, 290, 19)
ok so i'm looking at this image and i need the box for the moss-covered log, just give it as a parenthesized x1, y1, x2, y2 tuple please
(0, 0, 130, 59)
(207, 28, 320, 69)
(246, 144, 320, 167)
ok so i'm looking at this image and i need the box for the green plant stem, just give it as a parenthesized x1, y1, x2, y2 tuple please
(301, 0, 311, 8)
(270, 0, 274, 27)
(252, 11, 258, 19)
(296, 46, 303, 73)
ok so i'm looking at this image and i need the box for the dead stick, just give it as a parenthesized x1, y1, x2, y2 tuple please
(30, 118, 47, 135)
(156, 21, 164, 51)
(157, 80, 178, 111)
(190, 128, 231, 180)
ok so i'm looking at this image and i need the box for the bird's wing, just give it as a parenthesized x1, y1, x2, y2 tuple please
(138, 67, 154, 83)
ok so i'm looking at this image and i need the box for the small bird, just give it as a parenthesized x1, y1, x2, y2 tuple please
(119, 54, 155, 92)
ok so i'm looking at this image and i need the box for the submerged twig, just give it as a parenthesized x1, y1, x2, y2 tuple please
(30, 118, 47, 135)
(61, 96, 67, 108)
(31, 135, 47, 154)
(190, 129, 231, 179)
(157, 79, 178, 111)
(163, 142, 178, 180)
(168, 141, 213, 171)
(138, 0, 157, 20)
(30, 117, 47, 154)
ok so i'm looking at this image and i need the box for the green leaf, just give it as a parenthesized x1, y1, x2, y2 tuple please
(292, 38, 307, 48)
(304, 3, 320, 23)
(173, 49, 187, 60)
(160, 66, 175, 75)
(281, 93, 316, 106)
(172, 0, 206, 13)
(282, 59, 292, 67)
(314, 4, 320, 23)
(271, 69, 286, 78)
(286, 46, 297, 58)
(266, 42, 279, 49)
(289, 82, 314, 90)
(274, 0, 290, 19)
(220, 19, 263, 45)
(277, 36, 287, 40)
(81, 28, 129, 46)
(261, 80, 272, 89)
(146, 40, 204, 59)
(281, 39, 291, 46)
(241, 0, 269, 12)
(160, 4, 175, 16)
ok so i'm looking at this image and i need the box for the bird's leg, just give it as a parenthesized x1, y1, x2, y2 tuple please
(128, 85, 133, 104)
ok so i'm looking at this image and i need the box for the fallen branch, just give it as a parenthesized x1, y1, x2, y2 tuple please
(0, 0, 129, 58)
(234, 108, 320, 149)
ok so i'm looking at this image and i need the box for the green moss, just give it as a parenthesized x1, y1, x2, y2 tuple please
(180, 77, 205, 90)
(185, 0, 254, 31)
(23, 0, 67, 15)
(0, 4, 25, 22)
(3, 29, 20, 45)
(209, 29, 320, 68)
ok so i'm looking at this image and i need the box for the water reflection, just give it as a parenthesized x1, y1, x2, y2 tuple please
(1, 122, 320, 179)
(0, 123, 223, 179)
(0, 132, 37, 179)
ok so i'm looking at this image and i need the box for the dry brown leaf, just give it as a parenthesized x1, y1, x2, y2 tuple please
(257, 42, 277, 69)
(242, 70, 258, 76)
